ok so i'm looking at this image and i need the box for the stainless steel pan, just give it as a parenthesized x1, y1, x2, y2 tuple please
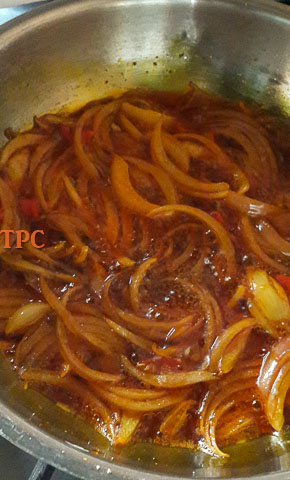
(0, 1, 290, 478)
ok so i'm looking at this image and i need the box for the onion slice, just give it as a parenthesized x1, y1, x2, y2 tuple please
(151, 120, 229, 193)
(0, 133, 46, 170)
(148, 204, 236, 278)
(91, 383, 188, 411)
(207, 318, 255, 374)
(246, 268, 290, 336)
(5, 302, 50, 335)
(121, 355, 216, 388)
(257, 337, 290, 431)
(111, 155, 158, 214)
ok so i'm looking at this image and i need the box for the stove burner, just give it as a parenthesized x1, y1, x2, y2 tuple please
(29, 461, 55, 480)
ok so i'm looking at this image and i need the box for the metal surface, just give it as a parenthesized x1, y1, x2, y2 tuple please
(0, 0, 290, 479)
(0, 3, 51, 29)
(1, 1, 48, 7)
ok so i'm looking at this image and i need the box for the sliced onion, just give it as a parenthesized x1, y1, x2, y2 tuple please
(41, 277, 122, 357)
(246, 269, 290, 336)
(1, 254, 75, 283)
(151, 120, 229, 193)
(176, 132, 250, 194)
(111, 155, 158, 214)
(129, 257, 156, 312)
(119, 207, 134, 251)
(6, 148, 30, 184)
(102, 276, 206, 343)
(124, 155, 178, 204)
(91, 382, 189, 411)
(159, 399, 194, 441)
(121, 355, 216, 388)
(29, 138, 58, 176)
(199, 360, 261, 457)
(0, 133, 46, 170)
(148, 204, 236, 278)
(241, 216, 289, 274)
(121, 102, 173, 129)
(225, 191, 281, 217)
(67, 312, 124, 357)
(257, 337, 290, 431)
(57, 319, 122, 383)
(5, 302, 50, 335)
(93, 100, 120, 150)
(74, 106, 100, 179)
(162, 133, 193, 173)
(106, 318, 153, 352)
(107, 386, 168, 400)
(102, 191, 120, 246)
(119, 113, 144, 141)
(207, 318, 255, 374)
(256, 219, 290, 258)
(113, 411, 141, 446)
(15, 322, 55, 366)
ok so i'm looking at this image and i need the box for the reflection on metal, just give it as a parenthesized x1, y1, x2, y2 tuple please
(0, 2, 51, 26)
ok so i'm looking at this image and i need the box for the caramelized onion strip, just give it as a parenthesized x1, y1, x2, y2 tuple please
(121, 102, 173, 129)
(5, 302, 50, 335)
(129, 257, 156, 313)
(151, 120, 229, 193)
(176, 132, 250, 194)
(240, 216, 289, 273)
(57, 320, 122, 383)
(159, 399, 195, 440)
(207, 318, 255, 374)
(257, 337, 290, 430)
(106, 318, 153, 352)
(102, 191, 120, 246)
(29, 138, 58, 176)
(111, 155, 158, 214)
(118, 113, 144, 141)
(256, 219, 290, 258)
(0, 133, 46, 170)
(148, 205, 236, 278)
(121, 355, 216, 388)
(1, 254, 75, 282)
(226, 191, 281, 217)
(74, 106, 100, 179)
(199, 361, 260, 457)
(124, 155, 178, 204)
(91, 384, 188, 411)
(106, 386, 168, 400)
(102, 278, 195, 341)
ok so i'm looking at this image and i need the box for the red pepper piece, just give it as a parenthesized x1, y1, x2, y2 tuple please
(206, 131, 215, 142)
(19, 197, 39, 219)
(82, 129, 94, 145)
(172, 121, 186, 134)
(275, 274, 290, 295)
(210, 211, 225, 226)
(138, 356, 182, 374)
(59, 124, 71, 142)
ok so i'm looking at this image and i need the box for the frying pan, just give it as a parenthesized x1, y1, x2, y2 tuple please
(0, 1, 290, 478)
